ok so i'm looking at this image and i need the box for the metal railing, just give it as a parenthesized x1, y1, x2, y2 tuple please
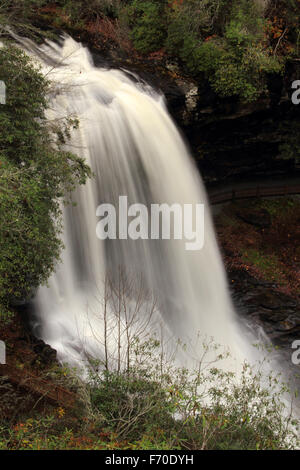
(209, 184, 300, 205)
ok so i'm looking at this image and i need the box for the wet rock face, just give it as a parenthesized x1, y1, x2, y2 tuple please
(32, 340, 57, 366)
(13, 305, 58, 367)
(229, 269, 300, 350)
(187, 100, 299, 184)
(17, 332, 58, 367)
(166, 78, 298, 185)
(0, 309, 58, 372)
(90, 46, 299, 184)
(146, 69, 299, 185)
(136, 59, 299, 185)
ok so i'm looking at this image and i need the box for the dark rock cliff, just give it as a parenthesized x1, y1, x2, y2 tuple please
(91, 46, 300, 184)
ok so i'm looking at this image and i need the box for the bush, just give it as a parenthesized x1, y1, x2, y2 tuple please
(89, 366, 175, 441)
(124, 0, 168, 54)
(0, 269, 299, 451)
(0, 45, 91, 308)
(87, 335, 300, 450)
(59, 0, 121, 23)
(165, 0, 284, 101)
(1, 339, 298, 450)
(0, 0, 50, 37)
(78, 275, 299, 449)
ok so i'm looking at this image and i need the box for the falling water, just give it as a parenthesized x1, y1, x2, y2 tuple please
(25, 36, 258, 370)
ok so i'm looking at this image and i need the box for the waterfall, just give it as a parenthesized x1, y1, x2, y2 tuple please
(27, 36, 256, 370)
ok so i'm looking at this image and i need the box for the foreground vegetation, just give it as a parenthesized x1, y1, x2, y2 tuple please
(0, 334, 299, 450)
(1, 274, 299, 450)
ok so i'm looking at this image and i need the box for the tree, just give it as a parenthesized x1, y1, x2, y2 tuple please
(0, 45, 91, 310)
(124, 0, 169, 54)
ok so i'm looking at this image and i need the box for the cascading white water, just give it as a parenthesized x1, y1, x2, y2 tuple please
(27, 36, 257, 370)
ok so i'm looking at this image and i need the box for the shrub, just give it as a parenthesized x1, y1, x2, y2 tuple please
(0, 0, 50, 37)
(82, 275, 300, 449)
(166, 0, 284, 101)
(87, 335, 300, 449)
(1, 340, 298, 450)
(89, 366, 175, 440)
(124, 1, 168, 54)
(59, 0, 121, 23)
